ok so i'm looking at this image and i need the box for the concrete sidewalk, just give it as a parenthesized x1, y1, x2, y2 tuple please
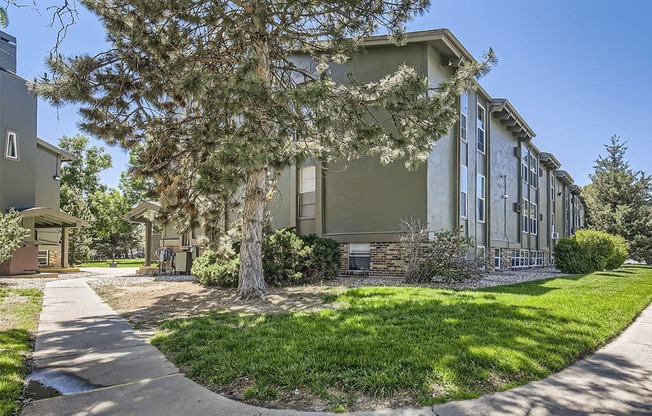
(22, 279, 652, 415)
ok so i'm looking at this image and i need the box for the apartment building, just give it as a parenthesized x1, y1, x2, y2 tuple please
(267, 29, 586, 276)
(0, 31, 86, 275)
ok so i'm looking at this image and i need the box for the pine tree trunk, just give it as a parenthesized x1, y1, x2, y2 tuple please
(237, 167, 269, 299)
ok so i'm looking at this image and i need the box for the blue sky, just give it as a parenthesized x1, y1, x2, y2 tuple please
(5, 0, 651, 187)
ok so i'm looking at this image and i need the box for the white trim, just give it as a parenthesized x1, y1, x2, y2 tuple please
(477, 103, 486, 154)
(4, 130, 18, 160)
(476, 174, 486, 223)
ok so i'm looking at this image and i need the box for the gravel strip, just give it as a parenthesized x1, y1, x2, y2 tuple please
(0, 272, 97, 290)
(86, 273, 196, 288)
(334, 267, 569, 290)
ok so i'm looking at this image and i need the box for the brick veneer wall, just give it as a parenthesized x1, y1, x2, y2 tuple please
(340, 242, 405, 277)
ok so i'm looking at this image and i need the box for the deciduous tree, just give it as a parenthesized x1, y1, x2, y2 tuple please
(0, 209, 29, 264)
(35, 0, 495, 299)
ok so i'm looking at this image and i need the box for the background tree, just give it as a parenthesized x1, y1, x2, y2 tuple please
(90, 190, 139, 263)
(58, 134, 112, 264)
(0, 209, 29, 264)
(35, 0, 495, 299)
(584, 136, 652, 263)
(119, 145, 156, 206)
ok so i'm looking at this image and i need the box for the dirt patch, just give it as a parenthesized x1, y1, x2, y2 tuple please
(94, 281, 344, 336)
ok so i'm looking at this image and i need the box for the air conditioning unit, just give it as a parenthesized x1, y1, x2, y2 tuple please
(513, 202, 521, 213)
(552, 232, 560, 239)
(513, 147, 521, 158)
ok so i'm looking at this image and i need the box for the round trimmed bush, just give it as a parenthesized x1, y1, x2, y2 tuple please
(554, 238, 592, 274)
(605, 234, 628, 271)
(554, 230, 628, 274)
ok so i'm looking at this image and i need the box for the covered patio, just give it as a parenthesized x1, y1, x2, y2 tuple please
(124, 201, 161, 267)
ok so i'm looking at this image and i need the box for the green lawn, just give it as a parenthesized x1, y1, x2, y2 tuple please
(77, 259, 157, 268)
(152, 266, 652, 412)
(0, 288, 42, 416)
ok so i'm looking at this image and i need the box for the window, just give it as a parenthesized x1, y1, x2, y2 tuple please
(4, 131, 17, 160)
(522, 198, 529, 233)
(460, 93, 468, 142)
(530, 250, 544, 267)
(551, 212, 556, 236)
(529, 155, 538, 189)
(181, 232, 191, 247)
(348, 243, 370, 271)
(550, 172, 555, 202)
(530, 202, 538, 236)
(477, 104, 486, 153)
(494, 248, 501, 270)
(511, 249, 529, 268)
(477, 174, 486, 222)
(299, 165, 316, 218)
(521, 151, 529, 184)
(38, 251, 49, 267)
(460, 165, 468, 219)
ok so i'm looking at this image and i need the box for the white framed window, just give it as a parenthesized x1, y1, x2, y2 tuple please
(511, 249, 529, 268)
(521, 151, 529, 184)
(299, 165, 316, 193)
(460, 165, 468, 219)
(460, 93, 468, 142)
(550, 172, 555, 202)
(530, 202, 538, 236)
(477, 174, 486, 223)
(4, 131, 18, 160)
(299, 165, 316, 219)
(494, 248, 501, 270)
(38, 250, 49, 267)
(522, 198, 529, 233)
(477, 104, 486, 153)
(529, 155, 538, 189)
(551, 212, 555, 235)
(348, 243, 370, 271)
(530, 250, 544, 267)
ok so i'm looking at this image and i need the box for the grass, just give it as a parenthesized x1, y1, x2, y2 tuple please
(77, 259, 157, 268)
(152, 265, 652, 412)
(0, 288, 42, 416)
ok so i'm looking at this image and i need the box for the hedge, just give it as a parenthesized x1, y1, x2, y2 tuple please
(554, 230, 628, 274)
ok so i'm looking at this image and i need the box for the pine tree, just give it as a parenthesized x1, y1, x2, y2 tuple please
(34, 1, 495, 299)
(584, 136, 652, 262)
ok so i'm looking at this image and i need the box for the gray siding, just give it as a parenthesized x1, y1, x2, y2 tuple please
(0, 71, 37, 211)
(35, 148, 61, 209)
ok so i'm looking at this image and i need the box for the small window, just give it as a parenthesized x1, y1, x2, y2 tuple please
(477, 174, 486, 223)
(38, 250, 49, 267)
(460, 165, 468, 219)
(529, 155, 538, 189)
(181, 232, 191, 247)
(477, 104, 486, 153)
(460, 93, 468, 143)
(5, 131, 18, 160)
(348, 243, 370, 271)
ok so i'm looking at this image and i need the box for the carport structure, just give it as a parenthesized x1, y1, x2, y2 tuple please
(124, 201, 161, 266)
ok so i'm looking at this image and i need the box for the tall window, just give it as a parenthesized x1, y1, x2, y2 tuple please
(530, 202, 538, 235)
(477, 104, 486, 153)
(299, 165, 316, 218)
(494, 248, 501, 270)
(460, 93, 468, 142)
(460, 165, 468, 219)
(522, 198, 529, 233)
(550, 172, 555, 202)
(529, 155, 538, 189)
(551, 212, 556, 236)
(477, 174, 486, 222)
(521, 150, 529, 185)
(4, 131, 17, 160)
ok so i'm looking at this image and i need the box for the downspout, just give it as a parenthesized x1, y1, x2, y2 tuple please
(503, 174, 510, 249)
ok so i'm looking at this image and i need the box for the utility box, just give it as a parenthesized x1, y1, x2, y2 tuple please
(175, 251, 193, 274)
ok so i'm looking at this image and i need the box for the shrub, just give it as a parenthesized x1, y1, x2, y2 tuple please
(554, 230, 627, 274)
(399, 219, 485, 283)
(300, 234, 341, 281)
(606, 234, 628, 271)
(191, 250, 240, 287)
(262, 228, 312, 286)
(193, 229, 341, 287)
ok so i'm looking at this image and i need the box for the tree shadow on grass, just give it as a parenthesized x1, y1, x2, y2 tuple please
(151, 290, 605, 410)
